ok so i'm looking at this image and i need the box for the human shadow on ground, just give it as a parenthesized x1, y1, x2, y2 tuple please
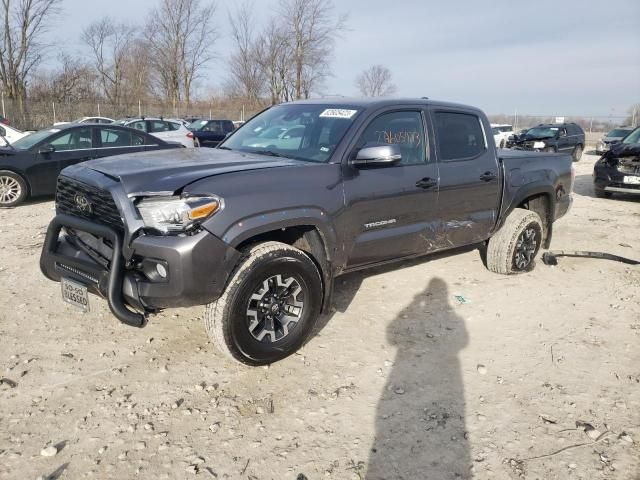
(366, 277, 470, 479)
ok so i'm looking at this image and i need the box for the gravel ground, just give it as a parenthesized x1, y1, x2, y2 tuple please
(0, 151, 639, 480)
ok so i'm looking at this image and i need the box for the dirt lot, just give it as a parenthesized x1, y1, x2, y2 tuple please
(1, 151, 639, 480)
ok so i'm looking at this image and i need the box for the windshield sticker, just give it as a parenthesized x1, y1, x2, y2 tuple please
(49, 129, 60, 133)
(319, 109, 358, 119)
(550, 128, 558, 130)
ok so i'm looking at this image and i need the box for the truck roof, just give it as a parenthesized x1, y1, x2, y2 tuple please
(285, 97, 484, 113)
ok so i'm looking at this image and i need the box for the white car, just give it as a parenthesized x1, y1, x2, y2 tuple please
(491, 124, 514, 148)
(54, 116, 115, 126)
(114, 118, 194, 148)
(0, 123, 30, 146)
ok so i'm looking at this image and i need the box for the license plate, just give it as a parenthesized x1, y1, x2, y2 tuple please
(61, 277, 90, 312)
(623, 176, 640, 185)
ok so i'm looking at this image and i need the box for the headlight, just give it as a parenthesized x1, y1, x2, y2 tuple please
(136, 195, 222, 234)
(533, 141, 546, 149)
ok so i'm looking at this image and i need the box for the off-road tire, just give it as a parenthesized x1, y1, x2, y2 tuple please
(572, 144, 583, 162)
(204, 241, 322, 366)
(485, 208, 543, 275)
(0, 170, 28, 207)
(594, 187, 611, 199)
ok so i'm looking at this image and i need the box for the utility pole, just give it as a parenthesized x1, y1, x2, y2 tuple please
(52, 102, 56, 124)
(1, 91, 5, 118)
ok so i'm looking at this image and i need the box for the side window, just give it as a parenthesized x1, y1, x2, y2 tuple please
(434, 112, 486, 161)
(100, 128, 133, 147)
(0, 126, 5, 137)
(223, 121, 235, 133)
(132, 132, 145, 145)
(203, 121, 222, 133)
(130, 121, 147, 132)
(167, 121, 180, 131)
(149, 121, 170, 133)
(356, 111, 426, 165)
(559, 128, 567, 137)
(49, 128, 93, 151)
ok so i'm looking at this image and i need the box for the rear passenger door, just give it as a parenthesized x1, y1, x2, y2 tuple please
(431, 109, 501, 247)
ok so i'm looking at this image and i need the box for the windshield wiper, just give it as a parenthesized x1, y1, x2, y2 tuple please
(217, 145, 232, 150)
(247, 149, 289, 158)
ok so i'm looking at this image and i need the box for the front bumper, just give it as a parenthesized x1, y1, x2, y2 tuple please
(40, 214, 240, 327)
(593, 165, 640, 195)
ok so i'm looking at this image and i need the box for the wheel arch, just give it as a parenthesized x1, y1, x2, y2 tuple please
(0, 167, 31, 197)
(496, 184, 556, 249)
(228, 221, 335, 314)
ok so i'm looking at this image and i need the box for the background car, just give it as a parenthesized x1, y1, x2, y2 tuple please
(0, 123, 182, 207)
(595, 126, 635, 154)
(54, 116, 115, 126)
(509, 122, 585, 161)
(188, 119, 235, 147)
(490, 123, 513, 148)
(593, 126, 640, 198)
(243, 124, 306, 149)
(0, 123, 30, 146)
(0, 116, 10, 125)
(114, 117, 194, 147)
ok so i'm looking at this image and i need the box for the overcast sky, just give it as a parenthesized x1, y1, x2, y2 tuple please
(51, 0, 639, 118)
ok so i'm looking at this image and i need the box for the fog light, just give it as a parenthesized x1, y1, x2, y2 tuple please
(156, 263, 167, 278)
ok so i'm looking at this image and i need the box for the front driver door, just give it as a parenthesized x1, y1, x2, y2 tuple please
(342, 109, 440, 268)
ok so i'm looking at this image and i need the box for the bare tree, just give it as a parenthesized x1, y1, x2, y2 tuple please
(226, 2, 264, 101)
(29, 54, 98, 121)
(254, 19, 293, 105)
(355, 64, 398, 97)
(145, 0, 218, 108)
(82, 17, 136, 109)
(278, 0, 347, 100)
(0, 0, 61, 113)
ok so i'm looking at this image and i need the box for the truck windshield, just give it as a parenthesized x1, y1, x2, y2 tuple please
(219, 104, 362, 162)
(608, 128, 633, 138)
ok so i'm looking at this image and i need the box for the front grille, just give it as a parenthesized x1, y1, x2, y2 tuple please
(56, 176, 124, 230)
(56, 262, 99, 284)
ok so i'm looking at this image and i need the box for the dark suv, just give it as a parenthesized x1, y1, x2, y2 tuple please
(509, 123, 585, 161)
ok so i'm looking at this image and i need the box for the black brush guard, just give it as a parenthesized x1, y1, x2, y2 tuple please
(40, 214, 147, 327)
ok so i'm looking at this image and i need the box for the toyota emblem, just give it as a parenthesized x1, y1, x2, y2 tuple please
(74, 193, 92, 214)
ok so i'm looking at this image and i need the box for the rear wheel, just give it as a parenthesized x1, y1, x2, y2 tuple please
(204, 241, 323, 366)
(572, 144, 583, 162)
(486, 208, 543, 274)
(0, 171, 27, 207)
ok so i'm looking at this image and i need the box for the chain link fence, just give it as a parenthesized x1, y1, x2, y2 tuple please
(1, 97, 266, 131)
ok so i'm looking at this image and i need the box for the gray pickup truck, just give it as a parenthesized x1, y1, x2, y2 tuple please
(40, 98, 574, 365)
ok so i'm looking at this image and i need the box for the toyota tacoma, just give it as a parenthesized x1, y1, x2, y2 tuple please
(40, 98, 574, 365)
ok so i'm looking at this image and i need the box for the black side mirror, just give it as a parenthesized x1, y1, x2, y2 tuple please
(352, 144, 402, 167)
(38, 144, 56, 154)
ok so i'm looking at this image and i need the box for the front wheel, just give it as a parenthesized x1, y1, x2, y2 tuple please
(0, 171, 28, 207)
(204, 241, 323, 365)
(485, 208, 543, 274)
(572, 144, 583, 162)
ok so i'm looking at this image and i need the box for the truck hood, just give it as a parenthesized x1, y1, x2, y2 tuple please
(79, 148, 305, 195)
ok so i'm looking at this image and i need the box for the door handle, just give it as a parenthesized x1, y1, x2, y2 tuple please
(480, 171, 497, 182)
(416, 177, 438, 189)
